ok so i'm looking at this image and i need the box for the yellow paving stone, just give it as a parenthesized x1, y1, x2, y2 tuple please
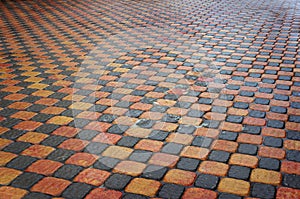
(0, 151, 17, 166)
(47, 116, 73, 125)
(69, 102, 93, 110)
(250, 168, 281, 185)
(180, 146, 209, 160)
(113, 161, 146, 176)
(0, 186, 28, 199)
(229, 154, 258, 168)
(166, 133, 194, 145)
(218, 178, 250, 196)
(0, 168, 22, 185)
(17, 132, 48, 144)
(125, 178, 161, 197)
(102, 146, 133, 159)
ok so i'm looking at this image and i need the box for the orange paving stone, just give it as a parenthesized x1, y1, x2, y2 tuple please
(102, 146, 133, 159)
(113, 161, 146, 176)
(31, 177, 71, 196)
(17, 132, 48, 144)
(198, 161, 229, 176)
(134, 139, 164, 152)
(182, 188, 218, 199)
(26, 160, 63, 176)
(74, 168, 110, 186)
(21, 145, 55, 158)
(65, 153, 98, 167)
(276, 187, 300, 199)
(148, 153, 179, 167)
(0, 151, 17, 166)
(180, 146, 210, 160)
(86, 188, 122, 199)
(229, 154, 258, 168)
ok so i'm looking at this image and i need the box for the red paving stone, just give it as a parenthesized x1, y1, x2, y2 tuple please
(0, 0, 299, 198)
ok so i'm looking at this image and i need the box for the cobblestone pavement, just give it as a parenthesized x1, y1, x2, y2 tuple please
(0, 0, 300, 198)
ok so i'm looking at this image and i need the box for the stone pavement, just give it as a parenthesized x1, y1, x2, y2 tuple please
(0, 0, 299, 198)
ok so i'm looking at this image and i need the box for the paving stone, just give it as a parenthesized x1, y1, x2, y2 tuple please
(104, 173, 132, 190)
(23, 193, 51, 199)
(6, 155, 37, 170)
(283, 174, 300, 189)
(251, 183, 276, 199)
(237, 144, 258, 155)
(176, 157, 200, 171)
(62, 182, 92, 199)
(158, 183, 185, 199)
(3, 142, 31, 154)
(219, 131, 238, 141)
(54, 164, 83, 180)
(218, 193, 242, 199)
(142, 165, 168, 180)
(208, 150, 230, 163)
(228, 166, 251, 180)
(195, 174, 219, 189)
(11, 172, 43, 189)
(263, 136, 283, 148)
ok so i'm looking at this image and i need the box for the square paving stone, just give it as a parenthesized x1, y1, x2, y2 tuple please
(62, 182, 92, 199)
(195, 174, 219, 189)
(47, 148, 75, 162)
(176, 157, 200, 171)
(23, 193, 51, 199)
(158, 183, 185, 199)
(263, 137, 283, 148)
(54, 164, 83, 180)
(283, 174, 300, 189)
(142, 165, 168, 180)
(3, 142, 31, 154)
(129, 150, 152, 162)
(11, 172, 43, 189)
(251, 183, 276, 199)
(228, 165, 251, 180)
(6, 155, 37, 170)
(238, 144, 258, 155)
(208, 150, 230, 163)
(258, 157, 280, 170)
(192, 136, 213, 148)
(219, 131, 238, 141)
(104, 173, 132, 190)
(161, 143, 184, 155)
(93, 157, 120, 171)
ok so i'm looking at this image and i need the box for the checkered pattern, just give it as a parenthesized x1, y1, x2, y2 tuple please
(0, 0, 300, 198)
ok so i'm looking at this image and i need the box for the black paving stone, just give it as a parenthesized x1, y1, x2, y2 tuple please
(0, 129, 25, 140)
(263, 137, 283, 148)
(54, 164, 83, 180)
(35, 124, 59, 134)
(107, 124, 128, 135)
(243, 125, 261, 135)
(187, 109, 204, 117)
(233, 102, 249, 109)
(228, 166, 251, 180)
(161, 143, 184, 155)
(287, 131, 300, 140)
(93, 157, 120, 171)
(23, 193, 51, 199)
(283, 174, 300, 189)
(249, 110, 266, 118)
(238, 144, 258, 155)
(195, 174, 219, 190)
(218, 193, 242, 199)
(251, 183, 276, 199)
(270, 106, 287, 114)
(226, 115, 243, 123)
(105, 173, 132, 190)
(267, 120, 285, 129)
(41, 135, 67, 147)
(62, 182, 92, 199)
(148, 130, 169, 141)
(209, 150, 230, 163)
(177, 125, 196, 134)
(117, 136, 140, 147)
(76, 130, 98, 140)
(158, 183, 185, 199)
(192, 136, 213, 148)
(123, 194, 148, 199)
(6, 155, 37, 170)
(3, 142, 31, 154)
(142, 165, 168, 180)
(286, 150, 300, 162)
(176, 158, 200, 171)
(84, 142, 108, 154)
(219, 131, 238, 141)
(258, 157, 280, 171)
(129, 150, 152, 162)
(47, 148, 74, 162)
(11, 172, 43, 189)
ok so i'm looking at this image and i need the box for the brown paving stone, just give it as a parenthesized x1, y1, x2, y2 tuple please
(125, 178, 161, 197)
(134, 139, 163, 152)
(212, 140, 238, 152)
(237, 134, 263, 145)
(13, 121, 42, 131)
(86, 188, 122, 199)
(26, 159, 63, 176)
(10, 111, 37, 120)
(180, 146, 209, 160)
(218, 178, 250, 196)
(0, 168, 22, 185)
(276, 187, 300, 199)
(0, 186, 28, 199)
(52, 126, 79, 138)
(281, 161, 300, 175)
(65, 153, 98, 167)
(163, 169, 196, 186)
(59, 139, 89, 151)
(198, 161, 229, 176)
(250, 168, 281, 185)
(166, 133, 194, 145)
(182, 188, 218, 199)
(31, 177, 71, 196)
(148, 153, 179, 167)
(74, 168, 110, 186)
(102, 146, 133, 159)
(21, 144, 55, 158)
(284, 140, 300, 151)
(47, 116, 73, 125)
(92, 133, 121, 144)
(258, 146, 285, 159)
(113, 160, 146, 176)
